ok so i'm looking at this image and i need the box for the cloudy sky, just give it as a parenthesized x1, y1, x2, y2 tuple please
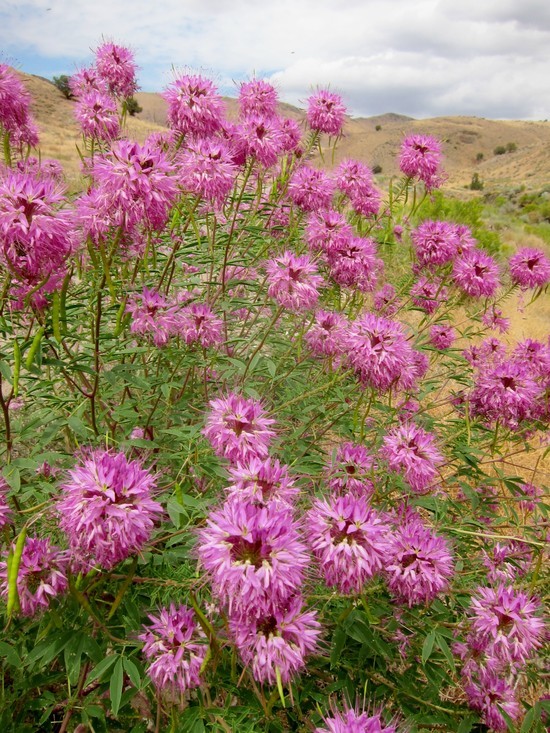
(1, 0, 549, 120)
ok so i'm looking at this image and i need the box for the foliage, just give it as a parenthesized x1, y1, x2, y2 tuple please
(0, 53, 548, 733)
(52, 74, 74, 100)
(469, 173, 484, 191)
(125, 96, 143, 116)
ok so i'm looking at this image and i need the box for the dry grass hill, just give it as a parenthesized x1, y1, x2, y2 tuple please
(12, 70, 550, 197)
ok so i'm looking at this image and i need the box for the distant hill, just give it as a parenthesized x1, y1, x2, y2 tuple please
(11, 70, 550, 195)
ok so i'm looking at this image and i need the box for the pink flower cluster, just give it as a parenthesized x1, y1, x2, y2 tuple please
(456, 584, 545, 731)
(0, 64, 39, 148)
(139, 604, 206, 695)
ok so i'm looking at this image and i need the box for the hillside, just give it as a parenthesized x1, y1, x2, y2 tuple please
(10, 70, 550, 196)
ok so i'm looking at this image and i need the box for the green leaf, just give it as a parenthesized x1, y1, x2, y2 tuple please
(110, 656, 124, 717)
(457, 714, 476, 733)
(122, 656, 141, 689)
(436, 633, 456, 673)
(422, 629, 437, 665)
(0, 641, 21, 667)
(86, 654, 118, 684)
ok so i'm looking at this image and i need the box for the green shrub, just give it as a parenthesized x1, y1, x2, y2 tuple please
(52, 74, 73, 99)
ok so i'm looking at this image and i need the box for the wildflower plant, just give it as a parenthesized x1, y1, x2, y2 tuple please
(0, 44, 548, 733)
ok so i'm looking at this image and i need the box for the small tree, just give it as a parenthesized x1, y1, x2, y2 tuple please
(125, 97, 143, 116)
(494, 145, 507, 156)
(375, 124, 382, 131)
(469, 173, 484, 190)
(506, 141, 517, 153)
(476, 152, 484, 162)
(52, 75, 73, 99)
(372, 163, 382, 174)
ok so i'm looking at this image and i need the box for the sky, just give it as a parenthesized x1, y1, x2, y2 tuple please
(1, 0, 549, 120)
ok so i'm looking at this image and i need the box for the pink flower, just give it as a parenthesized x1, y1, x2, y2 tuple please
(429, 323, 456, 350)
(453, 249, 500, 298)
(464, 669, 520, 733)
(0, 478, 11, 529)
(325, 441, 375, 495)
(482, 306, 510, 333)
(230, 595, 321, 684)
(226, 457, 298, 507)
(69, 66, 108, 97)
(139, 604, 206, 694)
(266, 251, 324, 311)
(411, 220, 459, 269)
(0, 64, 39, 147)
(74, 91, 120, 141)
(410, 276, 448, 314)
(58, 450, 164, 571)
(235, 115, 285, 167)
(198, 497, 309, 617)
(0, 537, 68, 617)
(467, 584, 545, 665)
(481, 541, 532, 584)
(305, 209, 353, 254)
(385, 511, 454, 606)
(178, 138, 237, 206)
(469, 360, 542, 430)
(0, 171, 74, 287)
(177, 303, 224, 348)
(373, 284, 399, 316)
(382, 422, 443, 493)
(86, 138, 177, 234)
(126, 287, 181, 346)
(345, 313, 419, 392)
(335, 159, 381, 217)
(509, 247, 550, 289)
(316, 705, 397, 733)
(305, 309, 347, 358)
(94, 42, 138, 98)
(307, 492, 389, 593)
(239, 79, 278, 119)
(307, 89, 346, 136)
(203, 393, 276, 464)
(163, 74, 225, 137)
(399, 134, 443, 189)
(279, 117, 302, 152)
(327, 236, 382, 292)
(288, 166, 335, 212)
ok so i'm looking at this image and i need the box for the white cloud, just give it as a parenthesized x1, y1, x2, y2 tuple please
(1, 0, 549, 118)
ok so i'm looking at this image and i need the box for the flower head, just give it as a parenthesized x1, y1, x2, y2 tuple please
(266, 250, 324, 311)
(230, 595, 320, 684)
(94, 42, 138, 98)
(288, 166, 335, 212)
(126, 287, 181, 346)
(178, 138, 237, 206)
(139, 604, 206, 694)
(509, 247, 550, 289)
(74, 91, 120, 141)
(316, 705, 397, 733)
(58, 450, 163, 571)
(239, 79, 278, 119)
(198, 497, 309, 617)
(326, 443, 376, 496)
(464, 669, 520, 733)
(410, 276, 448, 314)
(385, 511, 454, 606)
(305, 209, 353, 254)
(382, 422, 443, 493)
(307, 89, 346, 136)
(467, 584, 545, 665)
(429, 323, 456, 350)
(0, 537, 68, 616)
(226, 457, 298, 508)
(453, 249, 500, 298)
(399, 134, 443, 189)
(305, 309, 347, 358)
(203, 393, 276, 464)
(177, 303, 224, 349)
(411, 220, 459, 269)
(163, 74, 225, 137)
(0, 64, 39, 147)
(327, 236, 382, 292)
(345, 313, 419, 392)
(307, 492, 389, 593)
(0, 477, 12, 529)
